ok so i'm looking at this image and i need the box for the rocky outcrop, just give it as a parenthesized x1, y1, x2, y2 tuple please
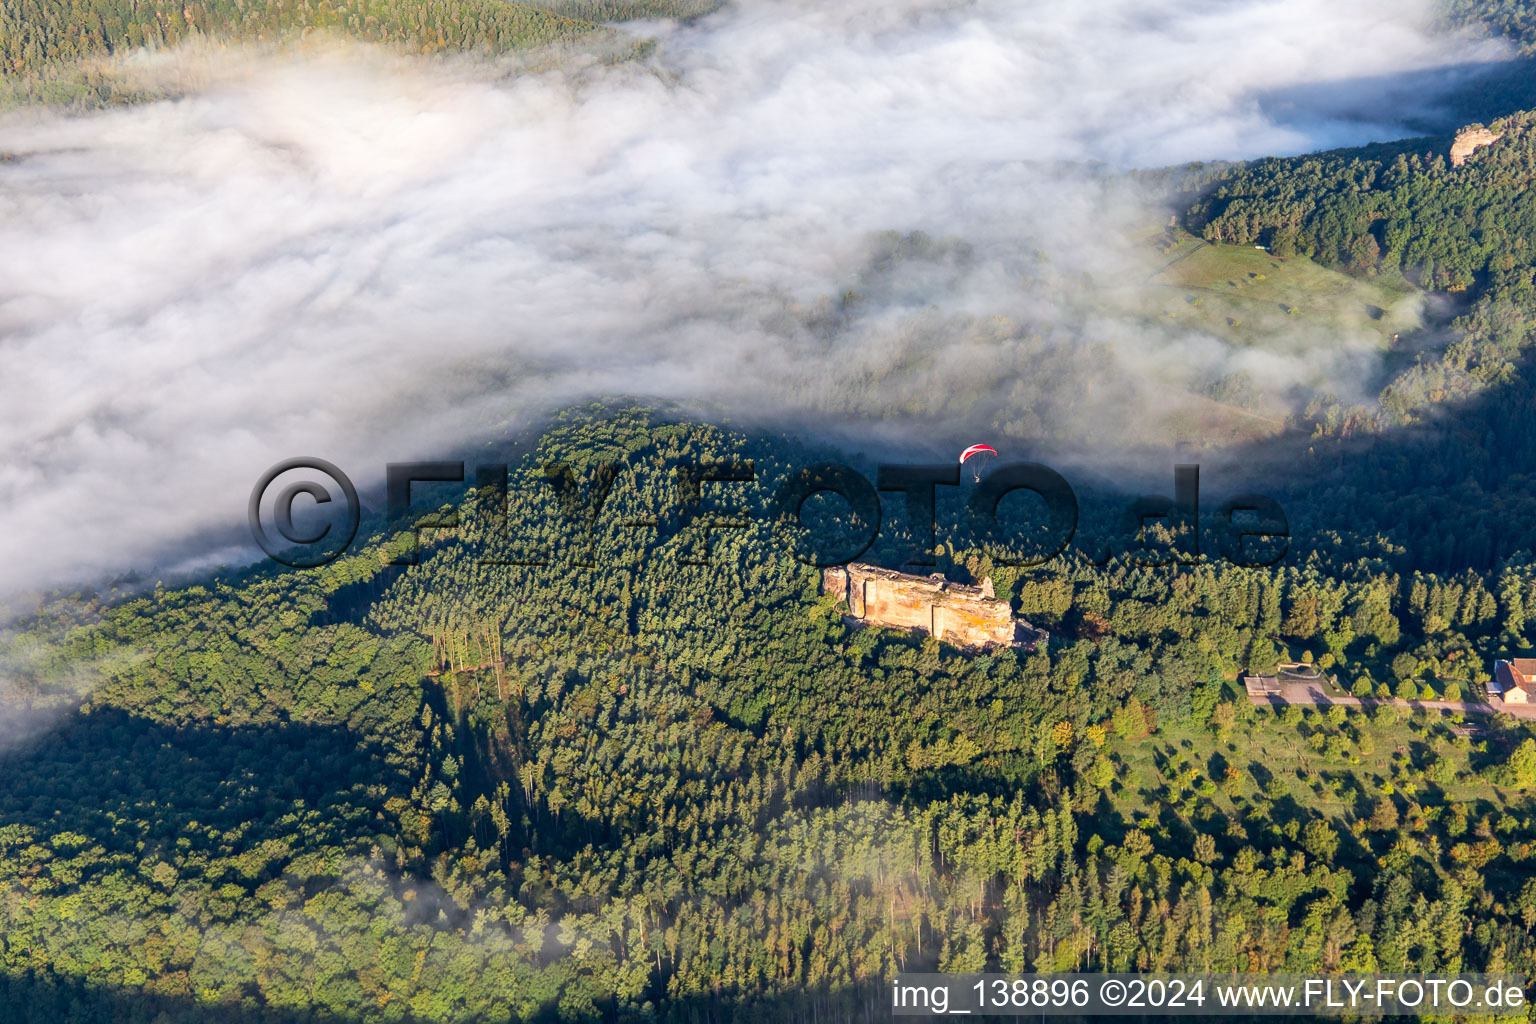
(1451, 127, 1502, 167)
(822, 563, 1042, 650)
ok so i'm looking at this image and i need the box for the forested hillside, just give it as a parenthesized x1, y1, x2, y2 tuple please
(0, 0, 718, 106)
(1188, 113, 1536, 301)
(1448, 0, 1536, 51)
(1, 0, 589, 73)
(5, 409, 1536, 1021)
(1166, 106, 1536, 578)
(11, 3, 1536, 1022)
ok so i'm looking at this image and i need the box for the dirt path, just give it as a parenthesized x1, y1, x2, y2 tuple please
(1250, 680, 1536, 719)
(1146, 239, 1208, 280)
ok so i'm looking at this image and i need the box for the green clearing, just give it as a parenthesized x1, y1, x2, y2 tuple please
(1146, 229, 1423, 351)
(1118, 227, 1434, 446)
(1104, 693, 1519, 840)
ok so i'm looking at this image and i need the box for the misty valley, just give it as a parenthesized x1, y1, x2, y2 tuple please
(8, 1, 1536, 1023)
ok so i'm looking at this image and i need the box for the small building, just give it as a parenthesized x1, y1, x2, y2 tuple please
(1493, 659, 1536, 704)
(1243, 674, 1281, 698)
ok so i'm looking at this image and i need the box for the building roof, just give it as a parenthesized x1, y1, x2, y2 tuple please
(1495, 659, 1536, 694)
(1243, 674, 1281, 695)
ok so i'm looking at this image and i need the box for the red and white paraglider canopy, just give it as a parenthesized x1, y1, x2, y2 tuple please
(958, 444, 997, 465)
(959, 444, 996, 481)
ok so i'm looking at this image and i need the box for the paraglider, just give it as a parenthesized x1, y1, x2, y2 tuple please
(959, 443, 996, 482)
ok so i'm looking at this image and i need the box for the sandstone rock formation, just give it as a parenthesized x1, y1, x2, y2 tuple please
(1450, 127, 1501, 167)
(822, 563, 1043, 650)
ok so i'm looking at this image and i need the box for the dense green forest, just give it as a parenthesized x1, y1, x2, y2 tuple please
(0, 0, 716, 71)
(5, 408, 1536, 1021)
(1168, 105, 1536, 578)
(1448, 0, 1536, 51)
(0, 0, 717, 106)
(0, 0, 570, 72)
(12, 2, 1536, 1022)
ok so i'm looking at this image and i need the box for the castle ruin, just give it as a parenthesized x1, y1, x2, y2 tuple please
(1451, 126, 1502, 167)
(822, 563, 1043, 650)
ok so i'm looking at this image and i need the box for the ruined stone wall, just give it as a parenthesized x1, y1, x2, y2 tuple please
(931, 600, 1013, 648)
(1451, 127, 1501, 167)
(822, 563, 1017, 649)
(861, 577, 939, 635)
(823, 566, 853, 613)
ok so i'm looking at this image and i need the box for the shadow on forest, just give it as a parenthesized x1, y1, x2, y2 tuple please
(0, 969, 1269, 1024)
(1253, 58, 1536, 139)
(1200, 349, 1536, 575)
(892, 753, 1041, 805)
(0, 708, 405, 869)
(0, 970, 906, 1024)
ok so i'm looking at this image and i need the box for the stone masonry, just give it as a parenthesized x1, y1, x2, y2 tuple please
(821, 563, 1041, 650)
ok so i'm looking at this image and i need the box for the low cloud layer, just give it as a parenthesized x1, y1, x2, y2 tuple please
(0, 0, 1512, 596)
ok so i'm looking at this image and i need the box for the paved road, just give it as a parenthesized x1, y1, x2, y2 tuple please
(1250, 680, 1536, 720)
